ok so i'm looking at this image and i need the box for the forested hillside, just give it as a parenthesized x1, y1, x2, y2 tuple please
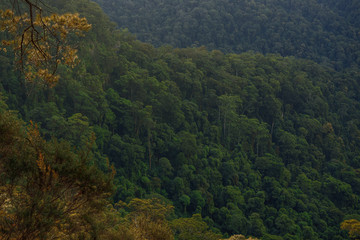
(1, 0, 360, 239)
(93, 0, 360, 70)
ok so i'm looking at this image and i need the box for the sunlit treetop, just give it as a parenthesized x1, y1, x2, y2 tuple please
(0, 0, 91, 87)
(341, 219, 360, 239)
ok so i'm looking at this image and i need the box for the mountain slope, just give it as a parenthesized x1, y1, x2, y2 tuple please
(1, 0, 360, 239)
(93, 0, 360, 70)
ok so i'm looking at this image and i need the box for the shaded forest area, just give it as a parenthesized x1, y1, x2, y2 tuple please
(1, 0, 360, 239)
(93, 0, 360, 70)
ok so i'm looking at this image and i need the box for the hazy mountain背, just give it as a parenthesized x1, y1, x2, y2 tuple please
(93, 0, 360, 70)
(1, 0, 360, 239)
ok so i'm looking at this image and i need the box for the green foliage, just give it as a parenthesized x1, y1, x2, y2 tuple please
(171, 214, 222, 240)
(1, 0, 360, 239)
(0, 105, 114, 239)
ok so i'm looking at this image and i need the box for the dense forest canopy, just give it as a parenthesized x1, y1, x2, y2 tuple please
(1, 0, 360, 239)
(93, 0, 360, 70)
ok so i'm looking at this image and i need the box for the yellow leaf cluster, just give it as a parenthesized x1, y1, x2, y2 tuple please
(341, 219, 360, 239)
(170, 214, 222, 240)
(27, 121, 59, 190)
(130, 215, 174, 240)
(91, 199, 175, 240)
(0, 9, 91, 87)
(128, 198, 174, 221)
(125, 198, 174, 240)
(221, 235, 260, 240)
(27, 120, 42, 143)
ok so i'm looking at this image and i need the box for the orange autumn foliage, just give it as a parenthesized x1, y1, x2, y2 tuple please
(0, 6, 91, 87)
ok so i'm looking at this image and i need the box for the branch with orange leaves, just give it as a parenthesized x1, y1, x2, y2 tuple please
(0, 1, 91, 87)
